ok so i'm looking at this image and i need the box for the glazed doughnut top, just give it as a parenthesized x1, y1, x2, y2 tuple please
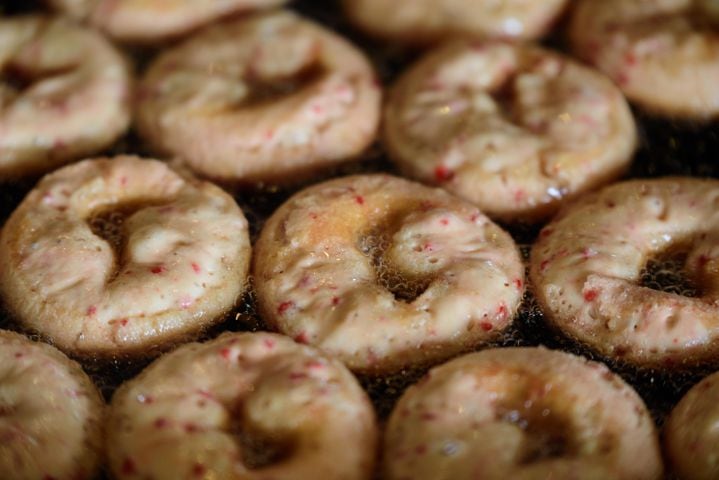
(254, 174, 524, 373)
(383, 347, 663, 480)
(107, 332, 377, 480)
(0, 15, 130, 178)
(0, 156, 251, 356)
(136, 10, 380, 184)
(343, 0, 569, 43)
(0, 329, 105, 480)
(665, 370, 719, 480)
(384, 40, 637, 221)
(531, 178, 719, 367)
(570, 0, 719, 118)
(49, 0, 289, 43)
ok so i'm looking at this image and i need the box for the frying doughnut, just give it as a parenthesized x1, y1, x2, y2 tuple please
(384, 40, 637, 222)
(0, 15, 130, 179)
(0, 156, 251, 357)
(48, 0, 289, 43)
(383, 347, 663, 480)
(106, 331, 377, 480)
(342, 0, 570, 44)
(570, 0, 719, 119)
(253, 174, 525, 374)
(0, 329, 104, 480)
(530, 178, 719, 367)
(665, 370, 719, 480)
(136, 10, 381, 184)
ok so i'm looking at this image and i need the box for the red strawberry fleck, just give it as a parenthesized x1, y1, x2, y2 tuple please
(331, 296, 341, 306)
(263, 338, 276, 349)
(514, 278, 523, 290)
(440, 218, 449, 226)
(277, 301, 294, 315)
(699, 255, 710, 267)
(154, 417, 168, 429)
(294, 332, 309, 344)
(220, 348, 231, 360)
(191, 263, 201, 274)
(86, 306, 97, 316)
(120, 176, 128, 187)
(150, 265, 165, 274)
(355, 195, 365, 205)
(306, 360, 324, 370)
(434, 165, 454, 182)
(584, 290, 598, 302)
(480, 322, 493, 332)
(289, 372, 308, 381)
(540, 260, 550, 271)
(196, 390, 215, 403)
(192, 464, 206, 477)
(14, 352, 23, 358)
(119, 318, 128, 327)
(121, 458, 137, 475)
(420, 412, 437, 421)
(540, 228, 553, 238)
(420, 200, 435, 211)
(496, 304, 508, 319)
(184, 423, 200, 433)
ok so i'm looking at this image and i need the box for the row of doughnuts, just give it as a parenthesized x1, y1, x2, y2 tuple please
(4, 156, 719, 374)
(5, 323, 719, 480)
(3, 156, 719, 480)
(3, 1, 718, 221)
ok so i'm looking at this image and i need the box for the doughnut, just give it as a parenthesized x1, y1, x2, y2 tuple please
(569, 0, 719, 119)
(106, 331, 377, 479)
(530, 178, 719, 367)
(136, 11, 381, 185)
(48, 0, 289, 43)
(342, 0, 570, 44)
(0, 329, 104, 480)
(384, 40, 637, 222)
(0, 15, 130, 179)
(665, 370, 719, 480)
(253, 174, 525, 374)
(0, 155, 251, 357)
(383, 347, 663, 480)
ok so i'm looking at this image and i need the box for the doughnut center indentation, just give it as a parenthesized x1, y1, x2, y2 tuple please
(358, 230, 431, 303)
(87, 201, 167, 254)
(232, 423, 294, 469)
(639, 249, 699, 298)
(243, 64, 324, 108)
(498, 405, 573, 464)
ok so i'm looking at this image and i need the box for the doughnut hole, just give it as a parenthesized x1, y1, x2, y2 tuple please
(358, 228, 433, 303)
(495, 406, 573, 464)
(231, 417, 295, 469)
(0, 65, 34, 100)
(639, 248, 700, 298)
(243, 63, 325, 108)
(87, 201, 168, 254)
